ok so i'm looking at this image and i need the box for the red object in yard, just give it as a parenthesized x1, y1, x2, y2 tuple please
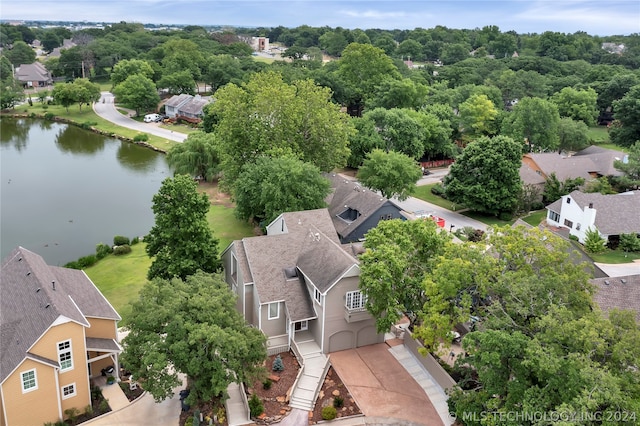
(432, 216, 445, 228)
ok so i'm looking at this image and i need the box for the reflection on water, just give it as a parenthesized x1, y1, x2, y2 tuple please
(0, 118, 171, 265)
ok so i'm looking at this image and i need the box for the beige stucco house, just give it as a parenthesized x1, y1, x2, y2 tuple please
(1, 247, 121, 426)
(221, 209, 383, 356)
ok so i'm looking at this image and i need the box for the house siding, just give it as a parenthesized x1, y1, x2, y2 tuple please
(341, 204, 405, 243)
(260, 302, 286, 337)
(547, 195, 598, 243)
(85, 317, 117, 339)
(1, 359, 59, 426)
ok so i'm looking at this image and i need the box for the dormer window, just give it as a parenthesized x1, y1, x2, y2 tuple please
(284, 267, 298, 280)
(338, 207, 361, 223)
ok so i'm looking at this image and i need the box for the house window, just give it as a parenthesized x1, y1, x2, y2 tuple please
(268, 302, 279, 320)
(566, 198, 571, 204)
(62, 383, 76, 399)
(576, 223, 581, 231)
(21, 369, 37, 392)
(564, 219, 574, 228)
(230, 252, 238, 283)
(58, 340, 73, 371)
(346, 291, 366, 311)
(548, 211, 560, 222)
(314, 288, 321, 304)
(338, 208, 361, 223)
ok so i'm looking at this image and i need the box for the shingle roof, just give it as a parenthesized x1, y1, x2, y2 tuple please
(325, 173, 401, 239)
(519, 163, 546, 186)
(1, 247, 119, 383)
(525, 153, 597, 181)
(568, 190, 640, 235)
(164, 94, 192, 108)
(16, 62, 51, 83)
(591, 275, 640, 322)
(573, 145, 626, 177)
(178, 96, 209, 116)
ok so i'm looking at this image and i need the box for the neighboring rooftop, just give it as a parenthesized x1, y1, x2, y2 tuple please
(591, 275, 640, 322)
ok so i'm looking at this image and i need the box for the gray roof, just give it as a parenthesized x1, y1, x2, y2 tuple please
(519, 163, 546, 186)
(16, 62, 51, 83)
(325, 173, 402, 239)
(568, 190, 640, 235)
(525, 153, 597, 181)
(178, 96, 209, 116)
(86, 337, 121, 352)
(164, 94, 192, 109)
(237, 209, 356, 320)
(1, 247, 120, 383)
(573, 145, 626, 177)
(591, 275, 640, 322)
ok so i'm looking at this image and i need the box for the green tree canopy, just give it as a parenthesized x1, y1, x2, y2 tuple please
(556, 117, 590, 154)
(542, 172, 585, 204)
(458, 94, 498, 138)
(359, 219, 450, 333)
(501, 97, 560, 152)
(156, 70, 196, 95)
(233, 155, 330, 225)
(121, 271, 267, 404)
(112, 74, 160, 116)
(550, 86, 598, 126)
(208, 71, 353, 188)
(110, 58, 155, 88)
(609, 85, 640, 148)
(360, 108, 425, 159)
(72, 78, 101, 111)
(357, 149, 422, 200)
(145, 174, 220, 280)
(4, 41, 36, 66)
(614, 141, 640, 190)
(166, 131, 220, 182)
(444, 135, 522, 215)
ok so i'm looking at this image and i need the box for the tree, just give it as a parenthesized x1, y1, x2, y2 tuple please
(110, 58, 154, 88)
(458, 94, 498, 138)
(557, 117, 590, 153)
(542, 172, 584, 204)
(157, 70, 196, 95)
(501, 97, 560, 152)
(41, 31, 62, 54)
(440, 43, 471, 64)
(550, 87, 598, 126)
(72, 78, 101, 111)
(609, 85, 640, 148)
(4, 41, 36, 66)
(619, 233, 640, 253)
(51, 82, 76, 112)
(208, 71, 353, 188)
(444, 135, 522, 215)
(584, 227, 606, 253)
(360, 108, 425, 160)
(121, 271, 267, 404)
(614, 141, 640, 189)
(166, 131, 220, 182)
(366, 78, 429, 110)
(359, 219, 450, 333)
(112, 74, 160, 116)
(233, 155, 330, 225)
(145, 174, 220, 281)
(357, 149, 421, 200)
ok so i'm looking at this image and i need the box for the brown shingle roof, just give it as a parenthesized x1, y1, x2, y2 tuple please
(525, 153, 596, 181)
(591, 275, 640, 322)
(569, 190, 640, 235)
(573, 145, 626, 177)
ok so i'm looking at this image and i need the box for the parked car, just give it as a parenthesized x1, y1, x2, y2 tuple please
(144, 113, 161, 123)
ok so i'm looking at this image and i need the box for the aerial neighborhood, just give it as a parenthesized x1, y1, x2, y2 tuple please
(1, 15, 640, 426)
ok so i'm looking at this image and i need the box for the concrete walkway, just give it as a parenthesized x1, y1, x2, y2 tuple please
(595, 260, 640, 277)
(290, 338, 329, 411)
(226, 382, 252, 426)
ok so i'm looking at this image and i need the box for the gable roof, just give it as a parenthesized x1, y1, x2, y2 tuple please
(524, 152, 597, 181)
(572, 145, 626, 177)
(591, 275, 640, 322)
(178, 96, 209, 116)
(1, 247, 120, 383)
(325, 173, 402, 239)
(15, 62, 51, 83)
(519, 163, 546, 186)
(567, 190, 640, 235)
(164, 93, 193, 109)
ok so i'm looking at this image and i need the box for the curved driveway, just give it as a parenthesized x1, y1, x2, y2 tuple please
(93, 92, 187, 143)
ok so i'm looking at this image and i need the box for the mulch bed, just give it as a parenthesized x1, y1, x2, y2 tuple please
(310, 366, 362, 424)
(179, 395, 228, 426)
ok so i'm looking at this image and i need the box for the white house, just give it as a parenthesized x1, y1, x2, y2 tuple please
(546, 190, 640, 243)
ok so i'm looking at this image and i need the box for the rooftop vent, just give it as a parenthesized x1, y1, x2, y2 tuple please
(44, 304, 50, 309)
(52, 281, 56, 290)
(284, 267, 298, 279)
(621, 279, 627, 284)
(604, 280, 610, 285)
(26, 271, 31, 276)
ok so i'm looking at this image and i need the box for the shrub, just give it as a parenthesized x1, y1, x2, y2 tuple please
(29, 112, 36, 118)
(96, 243, 112, 259)
(134, 133, 149, 142)
(262, 378, 272, 390)
(193, 409, 200, 426)
(77, 254, 97, 268)
(498, 211, 513, 221)
(113, 244, 132, 255)
(80, 121, 97, 129)
(333, 395, 344, 408)
(184, 417, 194, 426)
(469, 229, 485, 243)
(113, 235, 130, 246)
(42, 104, 48, 110)
(98, 398, 109, 412)
(44, 112, 55, 121)
(430, 183, 445, 197)
(64, 261, 80, 269)
(84, 405, 93, 416)
(569, 234, 579, 241)
(272, 354, 284, 371)
(248, 394, 264, 418)
(64, 407, 79, 424)
(106, 375, 115, 384)
(619, 233, 640, 252)
(584, 228, 606, 253)
(131, 236, 140, 245)
(322, 406, 337, 420)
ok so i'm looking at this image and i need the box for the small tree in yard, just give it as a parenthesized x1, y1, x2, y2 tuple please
(619, 233, 640, 253)
(584, 227, 606, 253)
(272, 354, 284, 371)
(357, 149, 422, 200)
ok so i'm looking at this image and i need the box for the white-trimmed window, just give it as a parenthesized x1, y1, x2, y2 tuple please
(230, 252, 238, 283)
(548, 211, 560, 222)
(58, 340, 73, 371)
(62, 383, 76, 399)
(346, 291, 366, 311)
(314, 288, 321, 304)
(21, 369, 37, 392)
(268, 302, 279, 320)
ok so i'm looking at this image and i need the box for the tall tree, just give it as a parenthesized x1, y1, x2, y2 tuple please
(444, 135, 522, 215)
(145, 174, 220, 280)
(458, 94, 498, 138)
(550, 87, 598, 126)
(557, 117, 590, 154)
(609, 85, 640, 148)
(357, 149, 422, 200)
(166, 131, 220, 182)
(614, 141, 640, 189)
(122, 271, 267, 404)
(72, 78, 101, 111)
(208, 71, 353, 188)
(233, 155, 330, 225)
(359, 219, 450, 332)
(51, 82, 77, 112)
(4, 41, 36, 66)
(501, 97, 560, 152)
(112, 74, 160, 116)
(110, 58, 154, 88)
(360, 108, 425, 159)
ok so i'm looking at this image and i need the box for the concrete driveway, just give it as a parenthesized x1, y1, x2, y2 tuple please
(93, 92, 187, 143)
(330, 344, 444, 426)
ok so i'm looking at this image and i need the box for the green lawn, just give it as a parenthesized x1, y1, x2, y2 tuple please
(207, 204, 256, 252)
(460, 211, 515, 227)
(586, 249, 640, 264)
(412, 184, 458, 210)
(521, 209, 547, 227)
(587, 126, 610, 144)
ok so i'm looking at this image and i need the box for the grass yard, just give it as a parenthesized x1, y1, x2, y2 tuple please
(84, 243, 151, 323)
(587, 126, 610, 144)
(586, 249, 640, 264)
(207, 204, 256, 252)
(521, 209, 547, 227)
(461, 211, 516, 227)
(412, 184, 458, 210)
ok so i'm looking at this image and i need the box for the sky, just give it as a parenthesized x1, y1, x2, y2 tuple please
(3, 1, 640, 36)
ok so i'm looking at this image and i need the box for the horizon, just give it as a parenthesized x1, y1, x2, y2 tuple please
(3, 1, 640, 36)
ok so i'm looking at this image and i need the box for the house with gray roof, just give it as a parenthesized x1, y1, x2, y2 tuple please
(163, 94, 210, 123)
(15, 62, 52, 88)
(546, 190, 640, 244)
(591, 275, 640, 323)
(1, 247, 122, 425)
(326, 173, 407, 243)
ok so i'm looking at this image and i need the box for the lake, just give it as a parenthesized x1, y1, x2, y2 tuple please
(1, 118, 172, 265)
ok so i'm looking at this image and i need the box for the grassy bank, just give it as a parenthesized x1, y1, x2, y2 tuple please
(412, 184, 457, 210)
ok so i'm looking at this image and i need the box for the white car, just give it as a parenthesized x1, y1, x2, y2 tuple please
(143, 113, 161, 123)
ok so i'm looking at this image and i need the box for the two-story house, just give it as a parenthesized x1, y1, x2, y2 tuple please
(1, 247, 121, 426)
(221, 209, 383, 356)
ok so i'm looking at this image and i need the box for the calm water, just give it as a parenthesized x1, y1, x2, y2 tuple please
(1, 118, 171, 265)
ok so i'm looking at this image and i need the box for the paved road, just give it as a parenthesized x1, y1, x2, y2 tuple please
(93, 92, 187, 143)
